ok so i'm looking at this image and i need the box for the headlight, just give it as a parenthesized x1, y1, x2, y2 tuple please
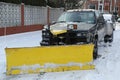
(77, 33, 82, 36)
(77, 33, 88, 37)
(44, 25, 49, 29)
(67, 24, 77, 29)
(82, 33, 87, 36)
(68, 24, 74, 29)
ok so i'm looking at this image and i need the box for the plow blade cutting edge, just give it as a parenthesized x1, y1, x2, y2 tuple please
(5, 44, 95, 75)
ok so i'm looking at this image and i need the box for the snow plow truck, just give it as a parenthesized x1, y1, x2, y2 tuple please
(5, 9, 107, 75)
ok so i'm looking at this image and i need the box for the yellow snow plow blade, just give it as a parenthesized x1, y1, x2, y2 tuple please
(5, 44, 94, 75)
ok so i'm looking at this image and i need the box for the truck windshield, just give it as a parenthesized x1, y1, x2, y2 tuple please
(57, 11, 95, 24)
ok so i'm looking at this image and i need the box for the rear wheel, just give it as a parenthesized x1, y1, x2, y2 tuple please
(109, 33, 113, 43)
(104, 33, 113, 43)
(104, 35, 108, 43)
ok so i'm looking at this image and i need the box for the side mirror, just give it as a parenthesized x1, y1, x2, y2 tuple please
(52, 21, 56, 24)
(97, 16, 105, 24)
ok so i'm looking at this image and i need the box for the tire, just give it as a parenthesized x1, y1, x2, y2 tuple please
(104, 32, 114, 43)
(93, 39, 98, 59)
(109, 33, 113, 43)
(104, 35, 109, 43)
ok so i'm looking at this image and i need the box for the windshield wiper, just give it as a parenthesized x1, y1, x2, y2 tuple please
(57, 21, 66, 23)
(72, 21, 81, 22)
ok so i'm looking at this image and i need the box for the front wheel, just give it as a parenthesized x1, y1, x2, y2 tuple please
(93, 39, 98, 59)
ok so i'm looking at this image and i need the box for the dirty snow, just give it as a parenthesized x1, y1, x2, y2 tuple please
(0, 22, 120, 80)
(8, 62, 93, 75)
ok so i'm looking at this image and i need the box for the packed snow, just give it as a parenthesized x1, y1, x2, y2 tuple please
(0, 22, 120, 80)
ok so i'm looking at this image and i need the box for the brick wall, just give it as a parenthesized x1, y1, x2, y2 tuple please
(0, 2, 64, 36)
(85, 0, 120, 16)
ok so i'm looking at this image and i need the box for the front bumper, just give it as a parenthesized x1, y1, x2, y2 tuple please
(52, 30, 90, 44)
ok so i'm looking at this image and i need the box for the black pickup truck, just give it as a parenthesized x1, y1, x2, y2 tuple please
(40, 9, 107, 59)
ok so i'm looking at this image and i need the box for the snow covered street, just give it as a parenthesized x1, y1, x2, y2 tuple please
(0, 23, 120, 80)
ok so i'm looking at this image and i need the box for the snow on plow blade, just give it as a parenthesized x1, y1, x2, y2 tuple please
(5, 44, 94, 75)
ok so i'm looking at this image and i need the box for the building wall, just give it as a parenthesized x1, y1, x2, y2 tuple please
(85, 0, 120, 16)
(86, 0, 98, 10)
(116, 0, 120, 16)
(0, 2, 64, 36)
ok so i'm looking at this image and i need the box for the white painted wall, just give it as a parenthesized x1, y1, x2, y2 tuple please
(0, 2, 64, 27)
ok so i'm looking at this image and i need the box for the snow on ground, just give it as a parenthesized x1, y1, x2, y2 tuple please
(0, 23, 120, 80)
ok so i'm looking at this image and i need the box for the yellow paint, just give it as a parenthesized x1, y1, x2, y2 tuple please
(50, 30, 67, 35)
(5, 44, 94, 75)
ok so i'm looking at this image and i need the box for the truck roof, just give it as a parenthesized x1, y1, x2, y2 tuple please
(67, 9, 97, 12)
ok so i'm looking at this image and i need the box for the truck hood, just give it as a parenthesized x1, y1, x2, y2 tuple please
(50, 22, 95, 30)
(50, 22, 95, 35)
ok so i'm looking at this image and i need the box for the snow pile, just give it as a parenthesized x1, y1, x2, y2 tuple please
(8, 62, 93, 75)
